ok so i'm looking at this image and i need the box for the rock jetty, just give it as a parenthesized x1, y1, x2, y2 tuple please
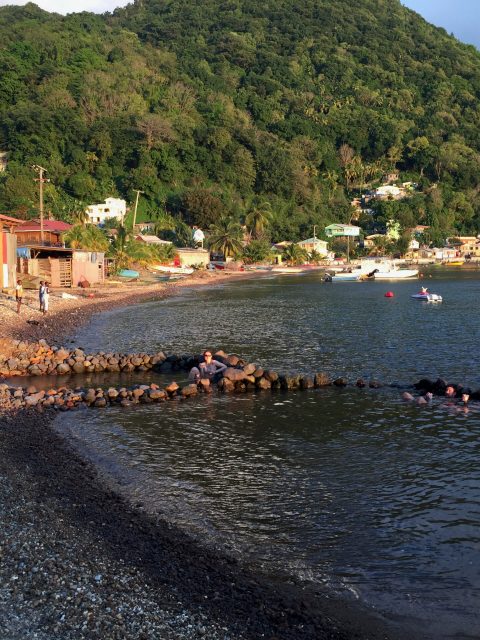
(0, 339, 338, 413)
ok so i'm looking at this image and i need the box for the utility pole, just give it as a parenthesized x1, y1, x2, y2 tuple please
(33, 165, 49, 244)
(132, 190, 144, 230)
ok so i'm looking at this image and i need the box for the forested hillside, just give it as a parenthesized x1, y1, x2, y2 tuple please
(1, 0, 480, 242)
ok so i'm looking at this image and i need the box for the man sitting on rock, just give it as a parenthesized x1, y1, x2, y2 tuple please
(189, 351, 226, 383)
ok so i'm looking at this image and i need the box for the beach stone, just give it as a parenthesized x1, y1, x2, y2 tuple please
(13, 389, 24, 398)
(149, 389, 167, 401)
(25, 392, 45, 407)
(72, 362, 85, 374)
(107, 388, 119, 399)
(369, 380, 383, 389)
(132, 388, 144, 398)
(223, 367, 246, 382)
(53, 348, 70, 361)
(198, 378, 210, 391)
(56, 363, 71, 375)
(264, 370, 279, 383)
(356, 378, 366, 388)
(256, 377, 271, 390)
(253, 367, 264, 378)
(7, 358, 19, 370)
(243, 363, 256, 375)
(165, 382, 179, 395)
(26, 385, 37, 394)
(181, 384, 198, 397)
(314, 373, 331, 387)
(300, 376, 314, 389)
(27, 365, 41, 376)
(279, 375, 300, 390)
(245, 375, 256, 384)
(218, 378, 234, 393)
(333, 377, 348, 387)
(226, 355, 240, 366)
(94, 398, 107, 408)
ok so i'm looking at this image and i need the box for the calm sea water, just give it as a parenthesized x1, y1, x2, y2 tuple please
(58, 268, 480, 639)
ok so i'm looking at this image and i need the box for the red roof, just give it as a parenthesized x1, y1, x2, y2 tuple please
(17, 219, 72, 233)
(0, 214, 22, 225)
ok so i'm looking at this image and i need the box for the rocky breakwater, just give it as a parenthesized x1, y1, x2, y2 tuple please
(0, 338, 168, 378)
(0, 343, 339, 414)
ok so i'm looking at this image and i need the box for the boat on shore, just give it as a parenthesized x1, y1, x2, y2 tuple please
(331, 259, 418, 281)
(152, 265, 194, 275)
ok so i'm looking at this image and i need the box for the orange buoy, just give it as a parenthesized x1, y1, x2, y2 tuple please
(384, 291, 394, 298)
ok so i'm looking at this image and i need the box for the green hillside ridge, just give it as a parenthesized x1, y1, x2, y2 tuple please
(1, 0, 480, 245)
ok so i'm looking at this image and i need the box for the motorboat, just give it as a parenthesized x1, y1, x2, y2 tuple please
(373, 267, 419, 279)
(331, 259, 418, 281)
(152, 265, 194, 275)
(411, 290, 443, 302)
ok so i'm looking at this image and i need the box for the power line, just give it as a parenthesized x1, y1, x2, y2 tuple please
(32, 165, 50, 244)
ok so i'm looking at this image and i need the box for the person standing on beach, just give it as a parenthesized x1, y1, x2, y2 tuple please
(42, 282, 50, 315)
(39, 281, 46, 313)
(15, 280, 23, 314)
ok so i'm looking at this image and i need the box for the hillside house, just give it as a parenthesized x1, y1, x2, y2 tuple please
(15, 219, 72, 246)
(374, 185, 402, 199)
(0, 214, 20, 289)
(0, 152, 8, 172)
(85, 198, 126, 225)
(135, 235, 172, 246)
(297, 237, 329, 256)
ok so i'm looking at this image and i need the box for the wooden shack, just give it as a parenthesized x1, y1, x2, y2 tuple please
(17, 246, 105, 288)
(0, 214, 20, 290)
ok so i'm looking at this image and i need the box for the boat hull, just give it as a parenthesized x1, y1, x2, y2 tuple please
(153, 265, 194, 275)
(374, 269, 418, 279)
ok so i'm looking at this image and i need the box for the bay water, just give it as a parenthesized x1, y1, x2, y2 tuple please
(58, 268, 480, 639)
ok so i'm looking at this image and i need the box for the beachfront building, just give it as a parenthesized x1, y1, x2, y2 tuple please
(17, 245, 105, 288)
(135, 235, 172, 246)
(15, 219, 72, 247)
(451, 236, 480, 258)
(176, 248, 210, 268)
(297, 237, 329, 256)
(0, 214, 20, 289)
(85, 198, 126, 225)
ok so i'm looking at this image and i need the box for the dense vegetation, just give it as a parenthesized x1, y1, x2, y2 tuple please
(1, 0, 480, 244)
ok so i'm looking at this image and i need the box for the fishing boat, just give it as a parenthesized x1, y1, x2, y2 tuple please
(152, 265, 194, 275)
(118, 269, 139, 278)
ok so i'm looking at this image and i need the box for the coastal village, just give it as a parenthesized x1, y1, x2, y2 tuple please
(1, 1, 480, 639)
(2, 169, 480, 302)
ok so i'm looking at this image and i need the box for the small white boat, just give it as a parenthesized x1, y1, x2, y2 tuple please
(152, 265, 194, 275)
(271, 266, 306, 274)
(374, 268, 418, 279)
(411, 291, 443, 302)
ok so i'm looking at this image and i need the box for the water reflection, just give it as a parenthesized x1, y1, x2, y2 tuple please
(74, 269, 480, 387)
(59, 387, 480, 639)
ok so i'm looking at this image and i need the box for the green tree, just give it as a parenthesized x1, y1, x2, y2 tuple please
(208, 218, 243, 258)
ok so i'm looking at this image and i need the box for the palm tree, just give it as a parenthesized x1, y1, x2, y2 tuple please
(208, 218, 243, 258)
(63, 224, 109, 252)
(108, 225, 177, 270)
(245, 200, 272, 239)
(282, 243, 309, 265)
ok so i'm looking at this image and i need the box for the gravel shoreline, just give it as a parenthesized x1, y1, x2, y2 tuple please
(0, 409, 398, 640)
